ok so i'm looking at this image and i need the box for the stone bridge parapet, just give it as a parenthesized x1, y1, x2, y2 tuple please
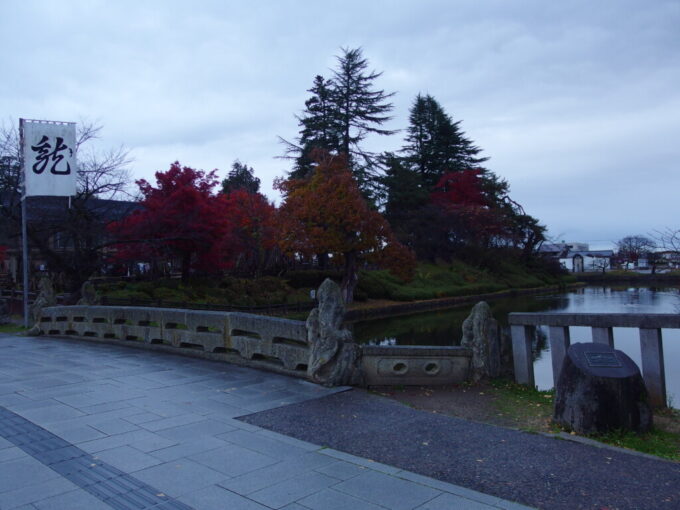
(39, 305, 309, 374)
(37, 305, 472, 386)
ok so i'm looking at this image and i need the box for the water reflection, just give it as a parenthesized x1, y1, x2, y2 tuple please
(352, 286, 680, 403)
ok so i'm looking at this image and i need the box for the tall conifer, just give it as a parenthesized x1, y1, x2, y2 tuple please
(402, 94, 487, 188)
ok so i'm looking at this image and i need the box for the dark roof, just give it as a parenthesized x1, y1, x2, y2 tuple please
(567, 250, 614, 258)
(1, 193, 140, 223)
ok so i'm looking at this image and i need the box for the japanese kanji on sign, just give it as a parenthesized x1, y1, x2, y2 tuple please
(21, 120, 77, 197)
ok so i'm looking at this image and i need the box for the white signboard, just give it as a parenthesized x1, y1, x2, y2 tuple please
(22, 120, 77, 197)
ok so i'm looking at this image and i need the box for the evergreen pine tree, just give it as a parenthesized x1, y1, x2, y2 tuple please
(402, 94, 488, 188)
(332, 47, 396, 195)
(221, 161, 260, 194)
(281, 48, 395, 201)
(286, 75, 340, 180)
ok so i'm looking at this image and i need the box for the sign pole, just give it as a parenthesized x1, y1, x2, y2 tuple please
(19, 119, 29, 328)
(21, 194, 29, 328)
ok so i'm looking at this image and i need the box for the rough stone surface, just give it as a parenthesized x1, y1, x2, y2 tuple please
(460, 301, 500, 381)
(76, 280, 101, 306)
(553, 342, 653, 434)
(307, 279, 363, 387)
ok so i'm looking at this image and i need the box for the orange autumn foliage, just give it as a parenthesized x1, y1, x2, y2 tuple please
(276, 152, 415, 298)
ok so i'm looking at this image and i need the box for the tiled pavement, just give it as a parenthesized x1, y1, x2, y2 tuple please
(0, 335, 533, 510)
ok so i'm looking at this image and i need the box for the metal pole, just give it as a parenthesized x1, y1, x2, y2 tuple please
(21, 196, 28, 328)
(19, 118, 29, 328)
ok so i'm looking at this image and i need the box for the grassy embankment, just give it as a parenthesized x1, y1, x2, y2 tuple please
(97, 259, 574, 310)
(0, 321, 27, 334)
(488, 380, 680, 461)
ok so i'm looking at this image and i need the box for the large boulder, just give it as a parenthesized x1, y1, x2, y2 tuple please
(307, 279, 363, 386)
(553, 342, 652, 434)
(461, 301, 500, 382)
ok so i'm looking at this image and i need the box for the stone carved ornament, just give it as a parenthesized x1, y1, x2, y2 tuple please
(28, 274, 57, 335)
(461, 301, 501, 382)
(77, 280, 101, 306)
(307, 279, 363, 386)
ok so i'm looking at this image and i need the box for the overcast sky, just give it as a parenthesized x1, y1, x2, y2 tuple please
(2, 0, 679, 249)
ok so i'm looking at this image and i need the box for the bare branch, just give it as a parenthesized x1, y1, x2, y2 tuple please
(75, 119, 103, 150)
(77, 145, 133, 200)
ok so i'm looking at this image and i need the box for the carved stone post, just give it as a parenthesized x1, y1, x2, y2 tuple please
(77, 280, 101, 306)
(307, 279, 363, 386)
(461, 301, 501, 382)
(27, 274, 56, 335)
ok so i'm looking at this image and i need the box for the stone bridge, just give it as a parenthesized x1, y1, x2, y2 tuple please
(37, 305, 472, 387)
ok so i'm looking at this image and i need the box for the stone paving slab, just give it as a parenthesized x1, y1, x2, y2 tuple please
(0, 334, 532, 509)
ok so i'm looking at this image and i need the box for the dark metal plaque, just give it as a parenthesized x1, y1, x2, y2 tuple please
(585, 351, 622, 368)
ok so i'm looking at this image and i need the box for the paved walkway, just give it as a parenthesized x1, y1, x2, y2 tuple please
(0, 335, 531, 510)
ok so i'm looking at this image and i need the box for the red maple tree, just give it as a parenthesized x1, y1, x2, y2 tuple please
(223, 189, 278, 276)
(109, 162, 234, 281)
(431, 169, 505, 248)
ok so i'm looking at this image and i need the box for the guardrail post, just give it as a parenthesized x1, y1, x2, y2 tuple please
(592, 326, 614, 347)
(639, 327, 667, 407)
(548, 326, 570, 387)
(511, 325, 535, 387)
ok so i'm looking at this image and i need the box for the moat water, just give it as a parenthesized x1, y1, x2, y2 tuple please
(352, 286, 680, 403)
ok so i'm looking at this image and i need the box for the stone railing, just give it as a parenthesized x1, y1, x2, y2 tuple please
(37, 305, 473, 386)
(508, 312, 676, 407)
(38, 305, 309, 374)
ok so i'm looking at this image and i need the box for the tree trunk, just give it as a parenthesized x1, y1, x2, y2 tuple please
(341, 250, 358, 304)
(317, 252, 329, 270)
(181, 252, 191, 283)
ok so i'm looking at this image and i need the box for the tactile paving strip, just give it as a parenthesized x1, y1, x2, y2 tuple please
(0, 405, 193, 509)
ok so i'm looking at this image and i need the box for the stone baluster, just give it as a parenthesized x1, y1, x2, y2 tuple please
(591, 327, 614, 347)
(510, 325, 535, 387)
(639, 327, 666, 407)
(548, 326, 570, 386)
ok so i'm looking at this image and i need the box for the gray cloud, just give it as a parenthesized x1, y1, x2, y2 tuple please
(1, 0, 678, 249)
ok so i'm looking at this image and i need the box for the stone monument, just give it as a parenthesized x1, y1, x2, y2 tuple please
(461, 301, 501, 381)
(306, 279, 363, 386)
(553, 342, 652, 434)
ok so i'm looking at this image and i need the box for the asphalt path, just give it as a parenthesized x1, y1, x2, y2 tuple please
(239, 389, 680, 510)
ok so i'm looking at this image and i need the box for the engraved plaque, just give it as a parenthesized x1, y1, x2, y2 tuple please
(585, 351, 622, 368)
